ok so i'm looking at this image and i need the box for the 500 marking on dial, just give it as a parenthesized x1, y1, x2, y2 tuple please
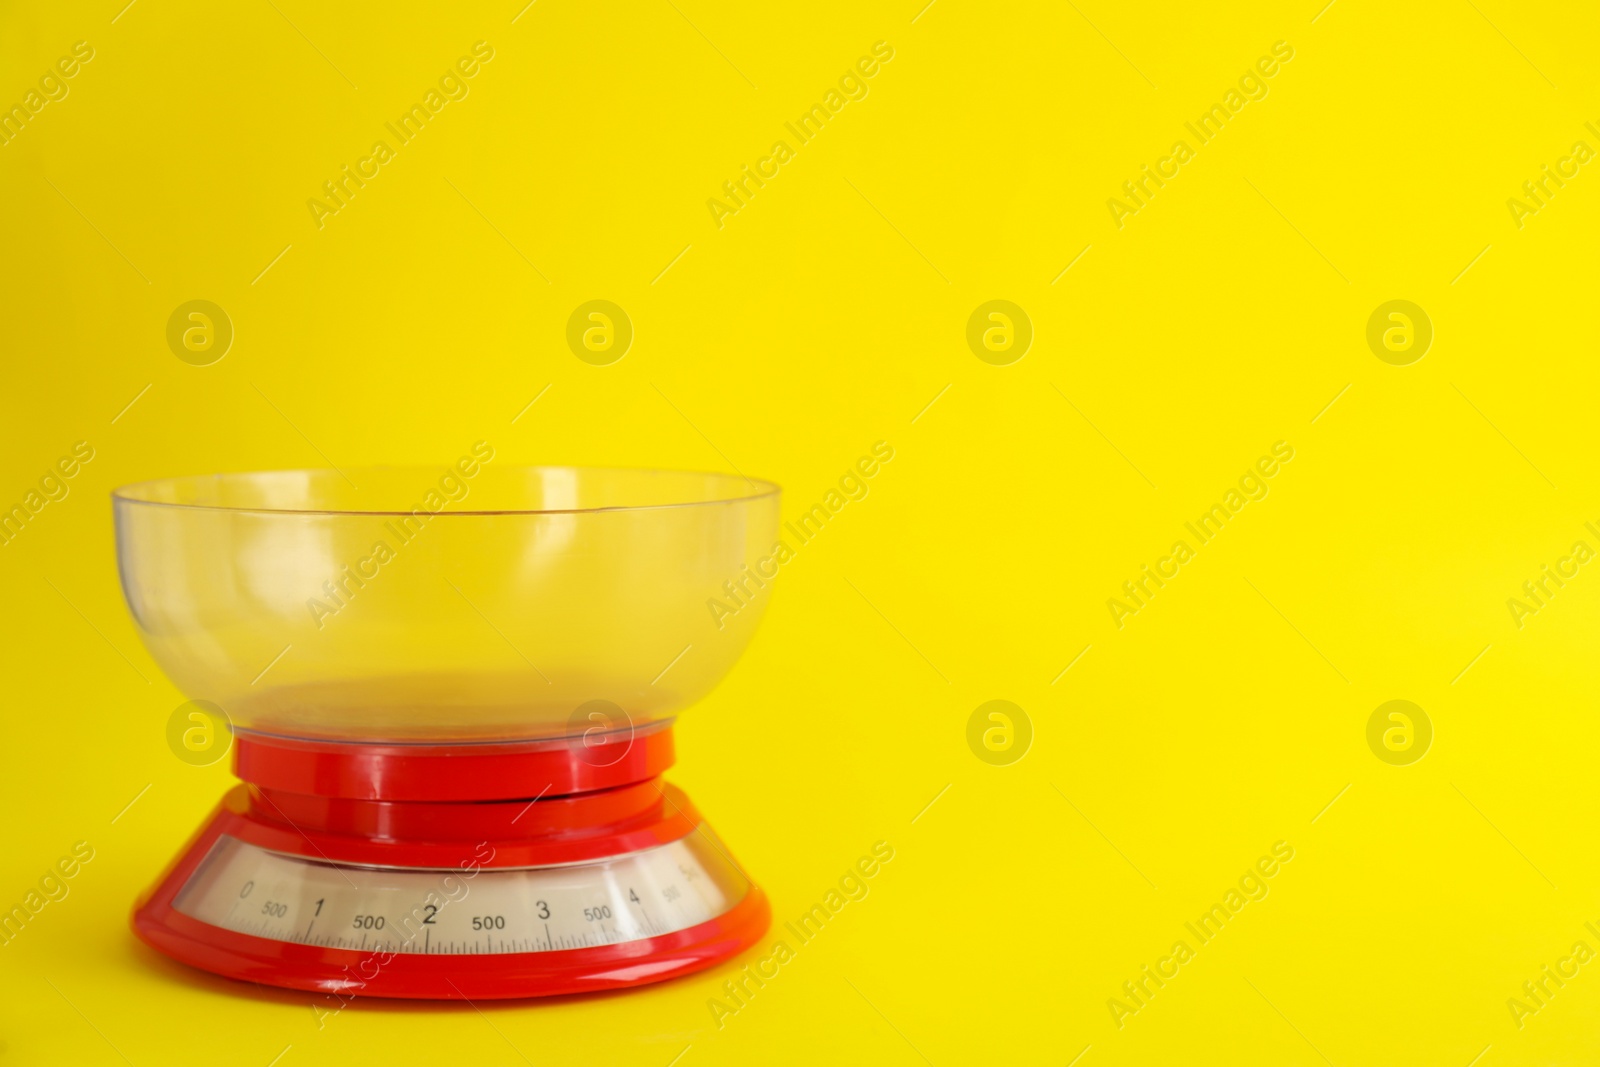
(173, 830, 745, 955)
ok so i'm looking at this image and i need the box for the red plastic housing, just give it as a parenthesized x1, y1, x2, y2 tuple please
(131, 725, 769, 999)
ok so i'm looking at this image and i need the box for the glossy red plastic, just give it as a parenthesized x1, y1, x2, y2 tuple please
(131, 727, 770, 998)
(233, 721, 675, 801)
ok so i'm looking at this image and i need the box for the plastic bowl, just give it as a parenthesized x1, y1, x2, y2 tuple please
(113, 463, 781, 742)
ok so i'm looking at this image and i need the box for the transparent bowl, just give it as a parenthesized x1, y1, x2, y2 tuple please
(113, 464, 781, 742)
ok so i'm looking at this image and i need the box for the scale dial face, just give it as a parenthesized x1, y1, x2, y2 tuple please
(173, 827, 748, 955)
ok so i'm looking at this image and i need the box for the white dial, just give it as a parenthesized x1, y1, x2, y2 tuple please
(173, 828, 748, 955)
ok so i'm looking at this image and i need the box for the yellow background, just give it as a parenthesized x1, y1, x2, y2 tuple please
(3, 0, 1599, 1063)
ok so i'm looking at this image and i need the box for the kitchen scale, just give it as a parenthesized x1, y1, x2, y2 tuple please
(113, 463, 781, 999)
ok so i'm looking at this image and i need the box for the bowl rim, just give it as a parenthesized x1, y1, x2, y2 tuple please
(111, 464, 782, 517)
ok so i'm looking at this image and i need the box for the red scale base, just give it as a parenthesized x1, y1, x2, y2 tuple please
(132, 724, 770, 999)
